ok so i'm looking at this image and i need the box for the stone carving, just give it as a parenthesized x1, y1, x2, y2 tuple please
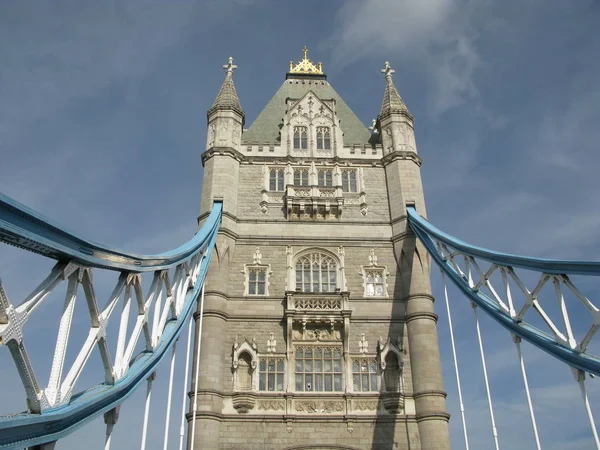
(294, 297, 341, 310)
(369, 249, 378, 266)
(359, 333, 369, 353)
(218, 121, 229, 144)
(267, 332, 276, 353)
(253, 247, 262, 264)
(258, 400, 285, 411)
(232, 128, 239, 145)
(208, 123, 216, 146)
(354, 400, 379, 411)
(295, 400, 344, 413)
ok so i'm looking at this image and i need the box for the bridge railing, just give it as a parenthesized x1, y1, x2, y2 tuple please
(408, 206, 600, 449)
(0, 193, 221, 449)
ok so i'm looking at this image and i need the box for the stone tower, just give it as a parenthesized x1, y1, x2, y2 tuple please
(190, 49, 451, 450)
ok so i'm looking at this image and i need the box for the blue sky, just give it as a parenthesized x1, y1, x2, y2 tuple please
(1, 0, 600, 448)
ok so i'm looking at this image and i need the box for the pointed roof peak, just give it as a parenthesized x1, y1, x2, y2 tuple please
(379, 61, 412, 120)
(208, 56, 244, 119)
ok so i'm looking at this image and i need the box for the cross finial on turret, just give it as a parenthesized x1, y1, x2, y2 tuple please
(302, 46, 309, 60)
(223, 56, 237, 75)
(381, 61, 395, 80)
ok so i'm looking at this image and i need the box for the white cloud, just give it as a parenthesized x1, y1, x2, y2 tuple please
(327, 0, 481, 115)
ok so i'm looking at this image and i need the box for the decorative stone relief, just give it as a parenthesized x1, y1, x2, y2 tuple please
(253, 247, 262, 264)
(258, 400, 285, 411)
(359, 333, 369, 353)
(292, 321, 342, 341)
(267, 332, 276, 353)
(295, 400, 344, 413)
(369, 249, 378, 266)
(353, 400, 379, 411)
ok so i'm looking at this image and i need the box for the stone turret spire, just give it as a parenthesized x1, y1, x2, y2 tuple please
(208, 57, 245, 121)
(379, 61, 412, 120)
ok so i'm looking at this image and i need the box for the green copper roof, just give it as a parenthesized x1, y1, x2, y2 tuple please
(241, 78, 372, 146)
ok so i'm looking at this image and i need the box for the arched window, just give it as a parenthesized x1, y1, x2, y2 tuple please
(293, 126, 308, 149)
(237, 352, 253, 391)
(316, 127, 331, 150)
(384, 352, 400, 392)
(295, 252, 337, 293)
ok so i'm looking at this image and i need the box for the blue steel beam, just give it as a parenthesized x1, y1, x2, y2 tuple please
(0, 196, 222, 449)
(407, 206, 600, 377)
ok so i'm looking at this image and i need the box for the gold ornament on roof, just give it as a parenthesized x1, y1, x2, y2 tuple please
(288, 46, 323, 74)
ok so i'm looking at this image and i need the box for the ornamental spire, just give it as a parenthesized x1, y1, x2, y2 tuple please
(208, 56, 244, 119)
(379, 61, 411, 119)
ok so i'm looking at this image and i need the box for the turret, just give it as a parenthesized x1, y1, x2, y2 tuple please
(200, 57, 244, 220)
(377, 61, 417, 156)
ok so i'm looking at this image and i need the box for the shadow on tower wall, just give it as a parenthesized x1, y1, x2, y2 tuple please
(371, 235, 419, 450)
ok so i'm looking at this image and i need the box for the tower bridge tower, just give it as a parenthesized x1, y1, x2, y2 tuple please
(191, 49, 451, 450)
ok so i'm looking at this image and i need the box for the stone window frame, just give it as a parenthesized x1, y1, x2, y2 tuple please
(294, 250, 339, 293)
(293, 126, 308, 149)
(269, 167, 285, 191)
(293, 167, 310, 186)
(316, 126, 331, 150)
(351, 357, 379, 392)
(361, 265, 389, 298)
(243, 263, 272, 296)
(317, 168, 333, 187)
(258, 357, 286, 392)
(294, 344, 344, 392)
(341, 168, 358, 193)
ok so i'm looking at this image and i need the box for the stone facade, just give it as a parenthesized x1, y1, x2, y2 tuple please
(188, 52, 451, 449)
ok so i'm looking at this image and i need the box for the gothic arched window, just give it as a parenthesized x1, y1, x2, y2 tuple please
(295, 252, 337, 293)
(293, 126, 308, 149)
(316, 127, 331, 150)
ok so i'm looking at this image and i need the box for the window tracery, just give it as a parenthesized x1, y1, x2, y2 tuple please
(295, 252, 337, 293)
(317, 169, 333, 187)
(352, 358, 378, 392)
(294, 168, 309, 186)
(341, 169, 358, 193)
(294, 346, 343, 392)
(259, 357, 285, 392)
(293, 126, 308, 149)
(269, 168, 285, 191)
(361, 249, 389, 297)
(316, 127, 331, 150)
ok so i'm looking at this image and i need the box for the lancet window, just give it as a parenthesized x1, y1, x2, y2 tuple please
(352, 358, 378, 392)
(341, 169, 358, 193)
(295, 346, 343, 392)
(365, 269, 385, 297)
(294, 168, 309, 186)
(269, 168, 285, 191)
(316, 127, 331, 150)
(293, 126, 308, 149)
(259, 357, 285, 391)
(317, 169, 333, 187)
(295, 252, 337, 293)
(248, 268, 266, 295)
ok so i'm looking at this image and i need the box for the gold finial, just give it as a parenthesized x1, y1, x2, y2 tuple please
(223, 56, 237, 74)
(289, 47, 324, 75)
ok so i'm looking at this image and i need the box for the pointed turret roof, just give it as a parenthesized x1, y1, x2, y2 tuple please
(208, 57, 245, 120)
(379, 61, 412, 120)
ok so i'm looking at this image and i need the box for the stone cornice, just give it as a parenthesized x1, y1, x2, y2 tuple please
(381, 150, 422, 167)
(201, 146, 245, 166)
(404, 311, 439, 323)
(241, 155, 384, 167)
